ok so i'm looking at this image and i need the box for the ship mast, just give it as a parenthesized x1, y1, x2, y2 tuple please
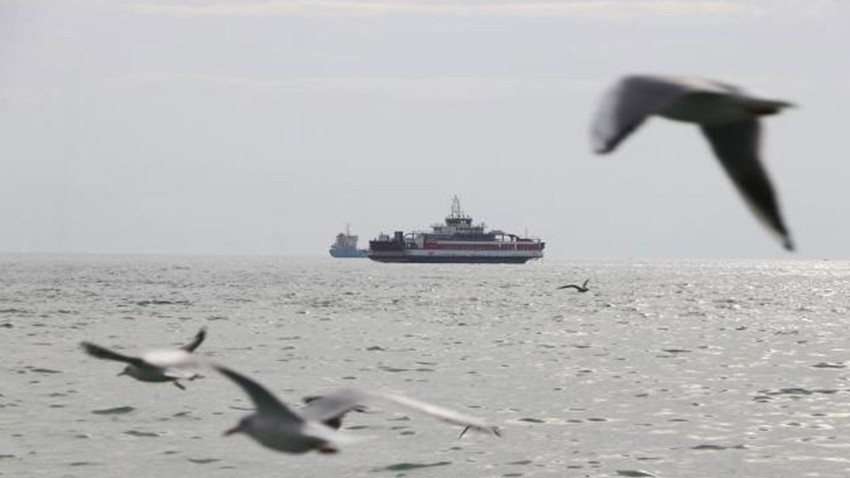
(449, 195, 468, 219)
(445, 195, 473, 228)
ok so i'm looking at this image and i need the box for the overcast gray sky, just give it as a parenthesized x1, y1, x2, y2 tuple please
(1, 0, 848, 259)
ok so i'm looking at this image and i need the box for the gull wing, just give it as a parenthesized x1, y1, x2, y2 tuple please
(299, 389, 370, 425)
(377, 392, 501, 437)
(81, 342, 146, 367)
(181, 327, 207, 352)
(671, 76, 746, 96)
(213, 365, 303, 423)
(700, 119, 794, 250)
(591, 75, 693, 154)
(300, 388, 500, 437)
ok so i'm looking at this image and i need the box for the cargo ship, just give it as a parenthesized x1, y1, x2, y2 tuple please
(367, 196, 544, 264)
(329, 225, 368, 258)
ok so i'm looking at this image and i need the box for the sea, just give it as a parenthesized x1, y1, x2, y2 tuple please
(2, 255, 849, 478)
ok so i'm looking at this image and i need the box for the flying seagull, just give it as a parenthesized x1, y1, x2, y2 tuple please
(81, 327, 206, 390)
(214, 364, 501, 454)
(591, 74, 794, 251)
(557, 279, 590, 293)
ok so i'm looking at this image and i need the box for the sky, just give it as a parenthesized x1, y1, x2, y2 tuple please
(1, 0, 848, 259)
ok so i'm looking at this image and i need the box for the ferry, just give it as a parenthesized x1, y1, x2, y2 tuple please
(367, 197, 544, 264)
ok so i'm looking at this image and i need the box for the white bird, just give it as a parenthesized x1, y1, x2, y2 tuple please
(591, 74, 795, 251)
(81, 327, 206, 390)
(214, 364, 501, 454)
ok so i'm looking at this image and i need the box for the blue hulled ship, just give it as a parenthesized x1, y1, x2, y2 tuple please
(329, 225, 368, 258)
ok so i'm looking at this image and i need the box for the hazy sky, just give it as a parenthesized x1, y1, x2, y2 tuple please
(1, 0, 848, 259)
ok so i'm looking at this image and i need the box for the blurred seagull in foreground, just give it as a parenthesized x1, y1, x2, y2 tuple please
(81, 327, 206, 390)
(214, 364, 501, 454)
(591, 74, 795, 251)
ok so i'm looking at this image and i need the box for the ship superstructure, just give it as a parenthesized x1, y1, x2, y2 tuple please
(368, 197, 544, 264)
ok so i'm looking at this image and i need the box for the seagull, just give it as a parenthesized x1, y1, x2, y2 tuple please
(214, 364, 501, 454)
(591, 74, 795, 251)
(81, 327, 206, 390)
(557, 279, 590, 293)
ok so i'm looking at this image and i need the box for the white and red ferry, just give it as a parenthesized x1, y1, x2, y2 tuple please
(368, 197, 544, 264)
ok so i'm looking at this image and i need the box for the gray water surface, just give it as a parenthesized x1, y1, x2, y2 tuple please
(2, 256, 849, 477)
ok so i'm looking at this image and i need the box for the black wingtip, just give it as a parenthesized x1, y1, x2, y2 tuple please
(80, 341, 117, 361)
(183, 326, 208, 352)
(783, 236, 795, 252)
(80, 341, 101, 356)
(458, 424, 502, 439)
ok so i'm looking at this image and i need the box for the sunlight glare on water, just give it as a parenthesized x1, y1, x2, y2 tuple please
(2, 256, 849, 477)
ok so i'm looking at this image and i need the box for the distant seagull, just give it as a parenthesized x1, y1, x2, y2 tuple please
(557, 279, 590, 293)
(81, 327, 206, 390)
(591, 74, 795, 251)
(214, 364, 501, 454)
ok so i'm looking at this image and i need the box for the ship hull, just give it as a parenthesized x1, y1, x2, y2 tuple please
(368, 254, 536, 264)
(367, 248, 542, 264)
(329, 248, 368, 258)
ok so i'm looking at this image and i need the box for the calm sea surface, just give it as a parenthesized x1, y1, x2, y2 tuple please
(2, 256, 849, 477)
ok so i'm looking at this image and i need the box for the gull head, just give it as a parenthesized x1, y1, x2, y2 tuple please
(224, 416, 252, 436)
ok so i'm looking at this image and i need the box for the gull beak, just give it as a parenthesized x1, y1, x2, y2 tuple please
(223, 424, 242, 436)
(117, 370, 127, 377)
